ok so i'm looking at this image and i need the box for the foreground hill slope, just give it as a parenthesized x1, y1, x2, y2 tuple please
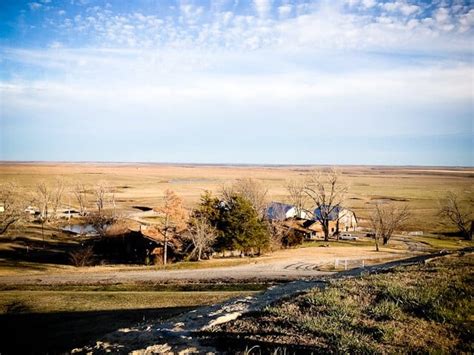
(207, 252, 474, 353)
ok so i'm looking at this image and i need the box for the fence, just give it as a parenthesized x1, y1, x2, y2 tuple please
(333, 258, 366, 270)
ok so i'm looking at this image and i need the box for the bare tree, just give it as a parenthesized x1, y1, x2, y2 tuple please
(72, 183, 89, 216)
(223, 178, 268, 217)
(267, 220, 286, 251)
(35, 182, 51, 221)
(186, 216, 217, 261)
(369, 202, 410, 251)
(34, 182, 53, 245)
(86, 212, 117, 238)
(93, 181, 110, 216)
(155, 190, 188, 264)
(0, 182, 25, 235)
(35, 179, 66, 221)
(286, 179, 308, 218)
(438, 191, 473, 241)
(304, 169, 348, 241)
(50, 179, 65, 219)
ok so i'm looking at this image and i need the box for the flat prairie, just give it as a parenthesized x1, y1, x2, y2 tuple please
(0, 162, 472, 232)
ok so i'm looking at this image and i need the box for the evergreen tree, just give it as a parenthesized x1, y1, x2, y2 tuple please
(196, 192, 270, 255)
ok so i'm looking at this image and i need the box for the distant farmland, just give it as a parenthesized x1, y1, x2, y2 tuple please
(0, 162, 472, 233)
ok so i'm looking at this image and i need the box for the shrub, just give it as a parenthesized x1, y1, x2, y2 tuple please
(69, 246, 95, 267)
(281, 229, 304, 248)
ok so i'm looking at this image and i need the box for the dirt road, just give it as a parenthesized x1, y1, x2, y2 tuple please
(72, 251, 459, 354)
(0, 245, 415, 285)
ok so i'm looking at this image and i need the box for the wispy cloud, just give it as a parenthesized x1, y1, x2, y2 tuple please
(0, 0, 473, 165)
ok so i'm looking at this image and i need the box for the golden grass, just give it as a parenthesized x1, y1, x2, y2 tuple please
(0, 290, 255, 314)
(1, 163, 472, 233)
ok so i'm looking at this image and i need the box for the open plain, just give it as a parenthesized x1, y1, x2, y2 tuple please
(1, 162, 472, 232)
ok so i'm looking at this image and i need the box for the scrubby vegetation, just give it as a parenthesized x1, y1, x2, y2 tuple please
(206, 253, 474, 353)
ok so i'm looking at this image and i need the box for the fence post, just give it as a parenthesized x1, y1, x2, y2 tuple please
(362, 260, 365, 268)
(344, 259, 347, 270)
(335, 259, 338, 268)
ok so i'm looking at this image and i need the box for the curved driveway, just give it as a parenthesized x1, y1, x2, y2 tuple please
(0, 244, 416, 285)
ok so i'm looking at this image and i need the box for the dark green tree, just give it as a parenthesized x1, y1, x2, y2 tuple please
(218, 195, 270, 255)
(195, 192, 270, 255)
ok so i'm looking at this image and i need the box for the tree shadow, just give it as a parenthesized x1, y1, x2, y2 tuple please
(0, 306, 194, 354)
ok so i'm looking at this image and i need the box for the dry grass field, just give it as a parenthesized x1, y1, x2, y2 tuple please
(1, 162, 472, 233)
(0, 163, 471, 353)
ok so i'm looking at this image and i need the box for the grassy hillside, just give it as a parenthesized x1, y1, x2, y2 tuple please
(206, 252, 474, 353)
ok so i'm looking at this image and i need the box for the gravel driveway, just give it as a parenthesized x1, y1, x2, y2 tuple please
(0, 246, 414, 285)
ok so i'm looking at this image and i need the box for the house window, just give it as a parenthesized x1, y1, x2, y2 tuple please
(331, 227, 335, 232)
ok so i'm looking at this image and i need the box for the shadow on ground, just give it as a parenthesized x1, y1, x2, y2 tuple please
(0, 306, 194, 354)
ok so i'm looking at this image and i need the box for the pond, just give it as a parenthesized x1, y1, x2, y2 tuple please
(62, 224, 98, 236)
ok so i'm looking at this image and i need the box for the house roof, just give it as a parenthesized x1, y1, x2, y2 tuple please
(266, 202, 294, 220)
(313, 205, 342, 221)
(282, 218, 312, 233)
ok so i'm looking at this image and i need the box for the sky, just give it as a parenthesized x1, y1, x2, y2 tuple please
(0, 0, 473, 166)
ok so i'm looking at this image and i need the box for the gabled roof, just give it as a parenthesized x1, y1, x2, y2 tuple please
(313, 205, 342, 221)
(266, 202, 294, 220)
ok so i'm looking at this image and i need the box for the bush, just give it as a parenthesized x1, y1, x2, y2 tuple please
(69, 246, 95, 267)
(281, 229, 304, 248)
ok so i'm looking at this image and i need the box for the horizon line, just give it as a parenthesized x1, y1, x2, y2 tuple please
(1, 160, 473, 169)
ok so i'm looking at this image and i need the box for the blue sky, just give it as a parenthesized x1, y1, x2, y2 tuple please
(0, 0, 473, 166)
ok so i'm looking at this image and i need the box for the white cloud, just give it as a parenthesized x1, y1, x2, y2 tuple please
(38, 1, 472, 55)
(278, 5, 292, 18)
(362, 0, 376, 9)
(254, 0, 272, 17)
(28, 2, 42, 11)
(382, 1, 420, 16)
(458, 9, 474, 33)
(435, 8, 451, 23)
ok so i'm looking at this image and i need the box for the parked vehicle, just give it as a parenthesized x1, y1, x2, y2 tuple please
(340, 233, 358, 240)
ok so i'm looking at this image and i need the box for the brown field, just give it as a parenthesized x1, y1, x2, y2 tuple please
(1, 162, 472, 233)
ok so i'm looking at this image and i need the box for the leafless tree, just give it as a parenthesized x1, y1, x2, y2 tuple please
(50, 179, 65, 219)
(267, 220, 286, 251)
(35, 179, 66, 221)
(369, 202, 410, 251)
(304, 169, 348, 241)
(0, 182, 25, 235)
(186, 216, 217, 261)
(35, 182, 51, 221)
(286, 179, 308, 218)
(438, 191, 473, 241)
(93, 181, 110, 216)
(86, 212, 117, 238)
(155, 190, 188, 264)
(223, 178, 268, 217)
(72, 183, 89, 216)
